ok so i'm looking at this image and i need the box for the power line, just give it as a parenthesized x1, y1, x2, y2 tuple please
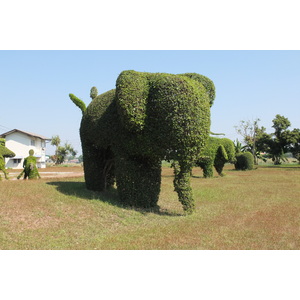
(0, 124, 12, 131)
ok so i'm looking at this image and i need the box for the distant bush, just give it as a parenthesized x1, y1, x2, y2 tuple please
(235, 152, 254, 170)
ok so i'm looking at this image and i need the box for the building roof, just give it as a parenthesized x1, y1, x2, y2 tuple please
(0, 129, 51, 141)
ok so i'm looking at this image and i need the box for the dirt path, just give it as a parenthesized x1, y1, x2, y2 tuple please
(7, 166, 84, 180)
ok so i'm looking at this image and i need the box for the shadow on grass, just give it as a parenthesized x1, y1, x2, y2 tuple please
(191, 175, 221, 179)
(47, 181, 182, 217)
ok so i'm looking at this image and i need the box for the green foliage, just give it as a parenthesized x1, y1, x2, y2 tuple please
(115, 155, 162, 209)
(116, 71, 149, 132)
(50, 136, 77, 165)
(196, 137, 235, 177)
(69, 93, 86, 114)
(180, 73, 216, 107)
(70, 70, 215, 214)
(234, 139, 243, 154)
(51, 135, 61, 148)
(256, 115, 292, 165)
(235, 152, 254, 170)
(0, 138, 16, 158)
(235, 118, 261, 164)
(17, 150, 41, 180)
(90, 86, 98, 99)
(0, 138, 15, 180)
(173, 161, 194, 214)
(287, 128, 300, 163)
(235, 116, 300, 165)
(272, 114, 291, 135)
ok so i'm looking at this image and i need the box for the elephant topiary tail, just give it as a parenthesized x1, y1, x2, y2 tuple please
(69, 93, 86, 114)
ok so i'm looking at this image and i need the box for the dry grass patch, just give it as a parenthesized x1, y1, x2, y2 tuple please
(1, 165, 299, 249)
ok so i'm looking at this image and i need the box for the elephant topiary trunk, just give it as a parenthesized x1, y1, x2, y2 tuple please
(70, 70, 216, 214)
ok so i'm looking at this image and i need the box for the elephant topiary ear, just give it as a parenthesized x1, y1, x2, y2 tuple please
(180, 73, 216, 107)
(115, 70, 149, 132)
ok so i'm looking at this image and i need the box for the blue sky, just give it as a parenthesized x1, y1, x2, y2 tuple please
(1, 50, 299, 155)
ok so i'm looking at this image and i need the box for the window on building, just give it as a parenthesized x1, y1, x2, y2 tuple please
(31, 139, 36, 146)
(13, 159, 22, 164)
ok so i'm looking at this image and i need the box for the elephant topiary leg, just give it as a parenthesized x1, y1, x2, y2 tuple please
(173, 161, 195, 214)
(214, 145, 228, 177)
(0, 168, 9, 180)
(214, 162, 225, 177)
(4, 169, 9, 180)
(202, 163, 214, 178)
(197, 161, 214, 178)
(196, 158, 214, 178)
(115, 156, 161, 208)
(82, 143, 115, 191)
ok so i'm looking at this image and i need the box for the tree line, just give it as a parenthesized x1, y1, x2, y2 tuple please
(50, 135, 78, 165)
(235, 114, 300, 165)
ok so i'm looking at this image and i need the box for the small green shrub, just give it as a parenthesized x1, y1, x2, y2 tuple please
(0, 138, 15, 180)
(235, 152, 254, 170)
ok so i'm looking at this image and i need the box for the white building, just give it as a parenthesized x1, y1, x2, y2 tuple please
(0, 129, 51, 169)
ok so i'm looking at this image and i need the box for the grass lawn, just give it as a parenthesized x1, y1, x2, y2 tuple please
(0, 164, 299, 250)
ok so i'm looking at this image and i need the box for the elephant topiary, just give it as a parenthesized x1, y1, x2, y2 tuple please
(70, 70, 216, 214)
(0, 138, 15, 180)
(17, 149, 41, 180)
(196, 137, 235, 178)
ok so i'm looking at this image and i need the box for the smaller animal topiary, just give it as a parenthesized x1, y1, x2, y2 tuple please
(235, 152, 254, 170)
(0, 138, 15, 180)
(17, 149, 41, 180)
(196, 137, 235, 178)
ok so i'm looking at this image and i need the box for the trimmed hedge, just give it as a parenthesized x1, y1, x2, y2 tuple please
(196, 137, 235, 177)
(235, 152, 254, 170)
(17, 149, 41, 180)
(70, 70, 215, 214)
(0, 138, 15, 180)
(0, 138, 15, 157)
